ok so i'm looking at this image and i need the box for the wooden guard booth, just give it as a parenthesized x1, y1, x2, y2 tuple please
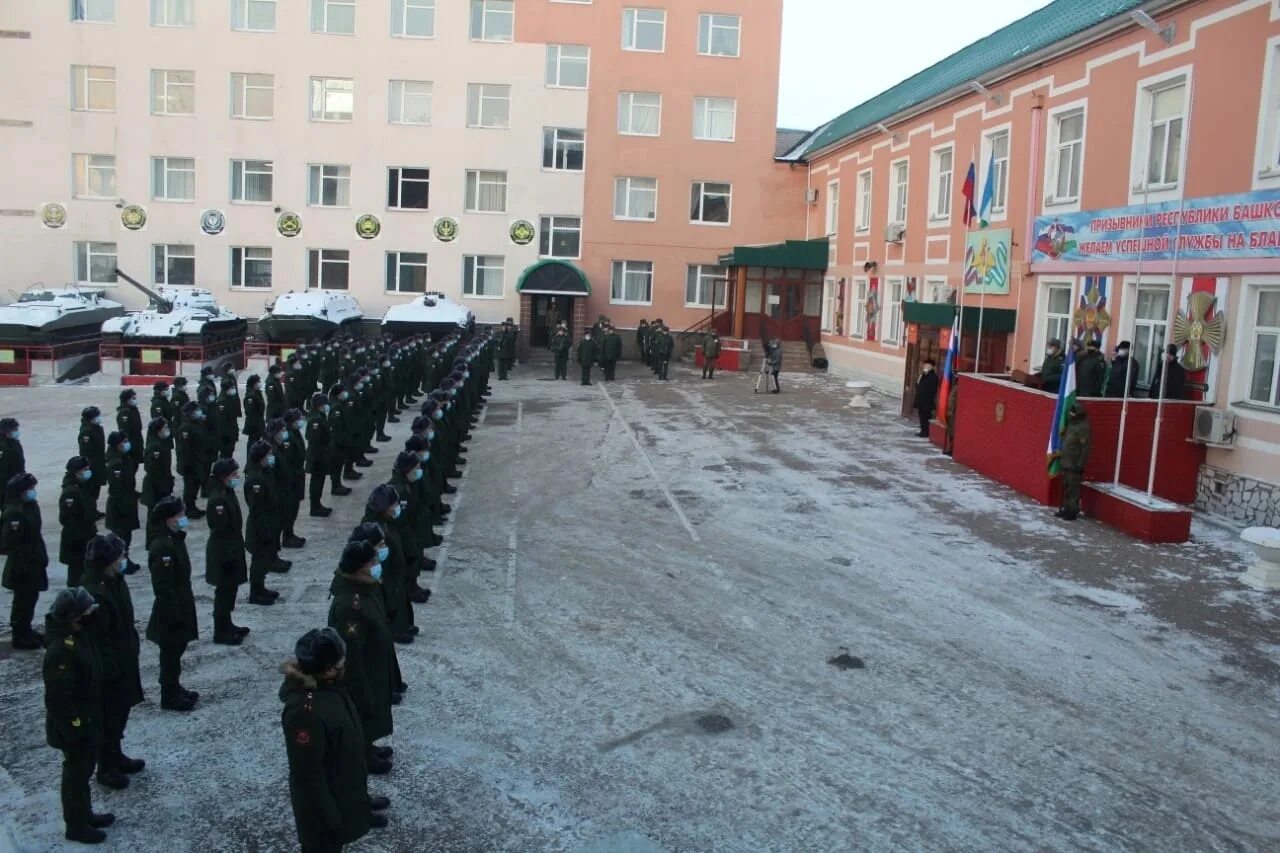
(718, 239, 828, 342)
(900, 302, 1016, 416)
(516, 259, 591, 359)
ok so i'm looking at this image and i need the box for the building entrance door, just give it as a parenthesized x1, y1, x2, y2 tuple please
(531, 295, 573, 347)
(902, 325, 943, 417)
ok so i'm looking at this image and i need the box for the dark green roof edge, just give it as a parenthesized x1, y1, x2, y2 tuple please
(903, 302, 1018, 333)
(782, 0, 1151, 161)
(515, 259, 591, 295)
(718, 238, 829, 270)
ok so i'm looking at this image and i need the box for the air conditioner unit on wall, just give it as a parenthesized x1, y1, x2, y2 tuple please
(885, 222, 906, 243)
(806, 187, 819, 204)
(1193, 406, 1236, 446)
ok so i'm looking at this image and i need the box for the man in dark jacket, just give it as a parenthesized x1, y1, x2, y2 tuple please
(1105, 340, 1139, 398)
(77, 407, 106, 507)
(497, 318, 518, 380)
(361, 487, 411, 645)
(104, 432, 141, 575)
(43, 587, 116, 844)
(914, 359, 940, 438)
(82, 534, 146, 791)
(601, 324, 623, 381)
(59, 457, 98, 587)
(1038, 339, 1066, 395)
(636, 319, 650, 363)
(149, 381, 174, 425)
(281, 627, 388, 853)
(550, 322, 571, 380)
(1075, 338, 1107, 397)
(280, 409, 308, 547)
(242, 374, 266, 446)
(1057, 403, 1092, 522)
(577, 329, 598, 386)
(175, 402, 207, 520)
(1149, 343, 1188, 400)
(115, 389, 144, 466)
(702, 332, 723, 380)
(206, 459, 252, 642)
(306, 393, 336, 516)
(140, 417, 174, 524)
(245, 441, 286, 605)
(653, 324, 674, 381)
(170, 376, 190, 411)
(146, 497, 199, 711)
(266, 363, 287, 420)
(3, 472, 48, 650)
(0, 417, 24, 491)
(214, 376, 241, 460)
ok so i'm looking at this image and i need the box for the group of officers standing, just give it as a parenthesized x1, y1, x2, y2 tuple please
(0, 327, 500, 848)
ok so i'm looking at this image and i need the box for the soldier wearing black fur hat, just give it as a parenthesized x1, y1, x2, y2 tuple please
(389, 451, 432, 604)
(140, 418, 174, 532)
(60, 456, 98, 588)
(115, 389, 144, 466)
(175, 401, 208, 520)
(266, 362, 287, 421)
(242, 373, 265, 445)
(245, 440, 286, 604)
(82, 534, 145, 791)
(170, 376, 190, 411)
(3, 472, 47, 650)
(149, 381, 173, 425)
(306, 393, 336, 516)
(146, 497, 198, 711)
(280, 409, 308, 548)
(77, 407, 106, 507)
(43, 586, 115, 844)
(206, 458, 253, 640)
(362, 486, 412, 645)
(214, 375, 241, 460)
(104, 432, 141, 575)
(0, 417, 24, 490)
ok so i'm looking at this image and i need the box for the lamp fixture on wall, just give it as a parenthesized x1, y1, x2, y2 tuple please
(1129, 9, 1175, 45)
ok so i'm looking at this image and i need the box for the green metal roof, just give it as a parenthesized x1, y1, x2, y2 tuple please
(782, 0, 1148, 161)
(903, 302, 1018, 334)
(718, 238, 829, 270)
(516, 259, 591, 296)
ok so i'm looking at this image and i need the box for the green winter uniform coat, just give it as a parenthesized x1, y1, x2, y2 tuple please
(77, 422, 106, 490)
(244, 463, 281, 557)
(282, 429, 306, 503)
(82, 562, 144, 711)
(242, 388, 265, 441)
(602, 332, 622, 362)
(1040, 352, 1066, 393)
(116, 403, 144, 465)
(214, 391, 240, 450)
(327, 572, 394, 742)
(578, 338, 598, 366)
(58, 474, 97, 565)
(43, 617, 103, 750)
(204, 480, 247, 587)
(1, 499, 48, 593)
(104, 446, 140, 535)
(0, 434, 26, 489)
(704, 336, 723, 359)
(1060, 415, 1093, 473)
(305, 410, 332, 474)
(146, 526, 198, 646)
(170, 387, 190, 411)
(140, 433, 174, 509)
(361, 509, 407, 616)
(150, 393, 173, 425)
(265, 376, 286, 420)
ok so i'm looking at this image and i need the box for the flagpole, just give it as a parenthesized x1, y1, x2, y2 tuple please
(959, 145, 977, 371)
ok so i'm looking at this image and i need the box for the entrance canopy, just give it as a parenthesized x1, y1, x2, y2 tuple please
(718, 238, 829, 270)
(516, 260, 591, 296)
(903, 302, 1017, 333)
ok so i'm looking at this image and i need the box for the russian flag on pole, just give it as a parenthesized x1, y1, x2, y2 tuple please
(961, 162, 977, 226)
(937, 312, 960, 426)
(1046, 346, 1079, 476)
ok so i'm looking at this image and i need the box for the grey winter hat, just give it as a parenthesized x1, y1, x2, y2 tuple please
(294, 627, 347, 675)
(51, 587, 98, 624)
(339, 540, 377, 574)
(366, 484, 400, 514)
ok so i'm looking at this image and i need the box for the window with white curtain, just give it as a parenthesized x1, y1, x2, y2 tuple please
(470, 0, 513, 41)
(72, 65, 116, 111)
(690, 181, 731, 225)
(151, 0, 193, 27)
(685, 265, 728, 308)
(851, 278, 868, 338)
(232, 0, 276, 31)
(1049, 109, 1085, 203)
(466, 83, 510, 128)
(307, 249, 350, 290)
(618, 92, 661, 135)
(622, 8, 665, 51)
(825, 181, 839, 235)
(392, 0, 435, 37)
(151, 157, 195, 201)
(389, 80, 432, 125)
(693, 97, 735, 141)
(386, 252, 428, 293)
(542, 128, 585, 171)
(611, 261, 653, 304)
(1139, 80, 1186, 190)
(231, 159, 273, 203)
(462, 255, 505, 297)
(1040, 284, 1074, 364)
(883, 278, 904, 345)
(73, 154, 116, 199)
(310, 77, 353, 121)
(464, 170, 508, 213)
(1247, 286, 1280, 407)
(231, 73, 274, 119)
(74, 242, 117, 284)
(889, 159, 909, 223)
(697, 13, 740, 57)
(614, 176, 657, 220)
(231, 246, 272, 288)
(539, 216, 581, 258)
(151, 69, 195, 115)
(931, 146, 953, 221)
(153, 243, 195, 285)
(856, 170, 872, 232)
(72, 0, 114, 23)
(311, 0, 355, 34)
(307, 164, 351, 207)
(546, 45, 590, 88)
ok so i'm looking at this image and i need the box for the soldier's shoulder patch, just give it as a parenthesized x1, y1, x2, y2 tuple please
(351, 592, 361, 610)
(63, 637, 74, 648)
(215, 505, 225, 515)
(162, 555, 173, 566)
(63, 498, 75, 506)
(71, 717, 81, 728)
(252, 485, 262, 493)
(294, 729, 311, 746)
(345, 620, 359, 637)
(9, 520, 19, 529)
(79, 435, 89, 443)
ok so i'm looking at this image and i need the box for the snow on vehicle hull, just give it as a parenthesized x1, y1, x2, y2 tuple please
(381, 292, 475, 340)
(257, 291, 364, 342)
(0, 288, 125, 345)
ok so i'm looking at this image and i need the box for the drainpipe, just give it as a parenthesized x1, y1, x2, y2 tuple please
(805, 161, 813, 240)
(1014, 92, 1046, 372)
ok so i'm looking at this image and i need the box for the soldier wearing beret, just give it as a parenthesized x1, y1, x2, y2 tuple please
(146, 497, 198, 712)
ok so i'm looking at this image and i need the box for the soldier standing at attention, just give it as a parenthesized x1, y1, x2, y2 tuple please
(3, 472, 48, 650)
(280, 409, 308, 548)
(601, 323, 622, 381)
(280, 627, 388, 853)
(550, 322, 571, 380)
(702, 332, 723, 380)
(0, 417, 24, 488)
(82, 534, 146, 791)
(197, 365, 216, 403)
(59, 457, 98, 588)
(170, 376, 190, 412)
(1075, 338, 1107, 397)
(146, 497, 199, 712)
(544, 301, 561, 348)
(149, 382, 173, 426)
(653, 324, 674, 381)
(77, 407, 107, 509)
(115, 390, 144, 468)
(497, 318, 518, 380)
(43, 587, 116, 845)
(361, 487, 411, 646)
(1057, 403, 1092, 522)
(176, 401, 207, 520)
(242, 374, 265, 446)
(245, 440, 286, 605)
(195, 386, 219, 500)
(578, 327, 598, 386)
(206, 458, 253, 640)
(103, 432, 141, 575)
(140, 418, 174, 531)
(914, 359, 940, 438)
(305, 394, 336, 516)
(266, 363, 287, 421)
(215, 375, 241, 460)
(1038, 339, 1066, 395)
(636, 319, 649, 364)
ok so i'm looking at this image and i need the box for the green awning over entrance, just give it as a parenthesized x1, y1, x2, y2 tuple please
(516, 260, 591, 296)
(718, 238, 829, 270)
(903, 302, 1017, 333)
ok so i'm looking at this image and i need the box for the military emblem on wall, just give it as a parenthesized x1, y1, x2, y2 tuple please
(277, 211, 302, 238)
(120, 204, 147, 231)
(1072, 276, 1111, 345)
(1172, 292, 1227, 372)
(39, 202, 67, 229)
(509, 219, 536, 246)
(200, 209, 226, 236)
(355, 214, 382, 240)
(433, 216, 459, 243)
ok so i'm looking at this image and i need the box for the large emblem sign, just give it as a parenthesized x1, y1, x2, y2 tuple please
(39, 202, 67, 229)
(200, 209, 226, 236)
(120, 204, 147, 231)
(277, 211, 302, 238)
(964, 228, 1011, 295)
(433, 216, 459, 242)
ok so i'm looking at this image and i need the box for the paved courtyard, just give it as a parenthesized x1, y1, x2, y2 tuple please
(1, 361, 1278, 852)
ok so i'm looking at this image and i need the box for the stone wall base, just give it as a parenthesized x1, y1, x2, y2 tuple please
(1196, 464, 1280, 528)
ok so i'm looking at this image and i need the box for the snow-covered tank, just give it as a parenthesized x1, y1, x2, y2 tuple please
(381, 291, 475, 340)
(101, 273, 247, 346)
(0, 287, 124, 345)
(257, 291, 364, 342)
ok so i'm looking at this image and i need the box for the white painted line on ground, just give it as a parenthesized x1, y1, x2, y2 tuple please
(599, 383, 700, 543)
(426, 398, 487, 598)
(507, 400, 523, 628)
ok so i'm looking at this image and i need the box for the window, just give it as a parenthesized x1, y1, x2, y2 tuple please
(804, 283, 823, 318)
(685, 265, 727, 308)
(231, 246, 272, 288)
(931, 147, 953, 221)
(386, 252, 428, 293)
(1132, 285, 1171, 390)
(1049, 108, 1085, 204)
(693, 97, 735, 141)
(614, 176, 657, 220)
(464, 169, 507, 213)
(74, 242, 117, 284)
(618, 92, 661, 136)
(983, 130, 1010, 220)
(850, 279, 868, 338)
(1247, 287, 1280, 407)
(153, 244, 195, 285)
(233, 0, 275, 31)
(72, 0, 113, 22)
(697, 13, 740, 57)
(307, 164, 351, 207)
(546, 45, 589, 88)
(151, 70, 195, 115)
(926, 277, 952, 304)
(543, 128, 585, 171)
(825, 181, 839, 235)
(151, 157, 195, 201)
(311, 0, 355, 34)
(1041, 284, 1074, 365)
(883, 278, 904, 345)
(1139, 80, 1186, 190)
(466, 84, 510, 128)
(389, 80, 432, 125)
(231, 159, 273, 203)
(152, 0, 193, 26)
(71, 65, 115, 111)
(622, 8, 665, 52)
(307, 249, 350, 290)
(470, 0, 513, 41)
(820, 279, 837, 332)
(462, 255, 505, 297)
(392, 0, 434, 37)
(889, 160, 909, 224)
(856, 170, 872, 233)
(539, 216, 581, 258)
(690, 181, 731, 225)
(310, 77, 353, 121)
(231, 73, 274, 119)
(611, 261, 653, 304)
(73, 154, 116, 199)
(387, 167, 430, 210)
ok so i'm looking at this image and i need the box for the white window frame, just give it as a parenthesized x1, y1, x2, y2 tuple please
(470, 0, 514, 42)
(73, 153, 116, 199)
(1033, 278, 1077, 370)
(1254, 37, 1280, 188)
(824, 180, 839, 236)
(690, 181, 731, 226)
(231, 72, 274, 120)
(307, 248, 351, 291)
(230, 159, 274, 204)
(697, 13, 741, 57)
(466, 83, 511, 129)
(387, 166, 430, 210)
(929, 144, 954, 225)
(74, 242, 118, 284)
(610, 260, 654, 305)
(980, 124, 1011, 224)
(1233, 278, 1280, 412)
(618, 92, 661, 136)
(153, 243, 195, 286)
(231, 246, 272, 289)
(392, 0, 435, 38)
(151, 156, 195, 202)
(692, 96, 736, 142)
(622, 8, 665, 52)
(232, 0, 276, 32)
(464, 169, 508, 213)
(614, 176, 657, 221)
(311, 0, 355, 35)
(1043, 99, 1087, 212)
(307, 163, 351, 208)
(820, 278, 836, 333)
(310, 77, 354, 122)
(851, 277, 868, 339)
(71, 65, 116, 112)
(151, 69, 195, 116)
(925, 276, 952, 305)
(685, 265, 728, 308)
(882, 277, 904, 347)
(462, 255, 505, 298)
(385, 251, 429, 293)
(389, 80, 432, 125)
(855, 169, 872, 233)
(539, 216, 582, 259)
(888, 158, 909, 225)
(542, 127, 585, 172)
(151, 0, 194, 27)
(546, 45, 589, 89)
(1129, 67, 1191, 203)
(72, 0, 114, 23)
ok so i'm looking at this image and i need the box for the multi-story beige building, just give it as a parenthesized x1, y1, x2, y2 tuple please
(0, 0, 799, 342)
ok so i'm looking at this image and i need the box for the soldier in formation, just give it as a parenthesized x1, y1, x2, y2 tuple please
(550, 321, 572, 380)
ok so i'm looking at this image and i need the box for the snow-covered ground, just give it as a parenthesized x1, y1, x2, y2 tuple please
(1, 362, 1277, 852)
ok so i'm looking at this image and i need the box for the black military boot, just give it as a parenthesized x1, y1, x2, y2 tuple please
(409, 583, 430, 604)
(343, 466, 364, 480)
(116, 755, 146, 774)
(355, 458, 374, 468)
(66, 827, 107, 844)
(310, 502, 333, 517)
(249, 587, 277, 606)
(282, 532, 306, 549)
(160, 692, 196, 712)
(12, 631, 44, 650)
(95, 768, 129, 790)
(332, 484, 353, 495)
(88, 813, 116, 828)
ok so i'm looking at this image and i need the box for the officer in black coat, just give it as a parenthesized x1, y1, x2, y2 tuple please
(146, 497, 199, 711)
(3, 472, 48, 650)
(1149, 343, 1188, 400)
(1105, 340, 1140, 398)
(206, 458, 252, 641)
(914, 359, 940, 438)
(77, 407, 107, 508)
(306, 393, 335, 517)
(0, 417, 24, 490)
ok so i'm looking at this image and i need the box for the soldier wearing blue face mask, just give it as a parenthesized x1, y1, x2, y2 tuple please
(3, 472, 47, 650)
(205, 458, 251, 644)
(146, 497, 198, 712)
(0, 417, 24, 490)
(77, 407, 107, 509)
(104, 432, 141, 575)
(59, 456, 98, 587)
(116, 389, 144, 466)
(245, 440, 287, 605)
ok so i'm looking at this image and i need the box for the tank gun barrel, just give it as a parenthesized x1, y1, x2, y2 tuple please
(113, 268, 173, 313)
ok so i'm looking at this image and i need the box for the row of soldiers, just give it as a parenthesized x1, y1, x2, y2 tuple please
(1039, 338, 1188, 400)
(13, 331, 499, 845)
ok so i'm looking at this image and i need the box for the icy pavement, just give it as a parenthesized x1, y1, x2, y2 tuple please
(1, 364, 1279, 852)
